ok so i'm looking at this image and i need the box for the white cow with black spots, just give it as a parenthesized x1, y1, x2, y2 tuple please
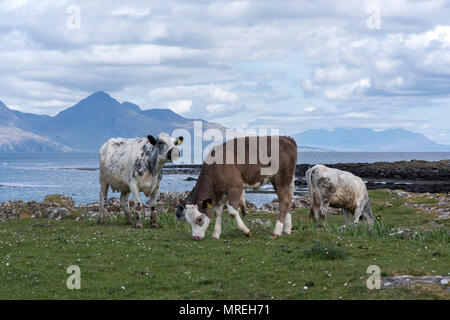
(99, 133, 183, 228)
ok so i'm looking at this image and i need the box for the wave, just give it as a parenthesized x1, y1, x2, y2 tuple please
(0, 182, 61, 188)
(1, 166, 99, 171)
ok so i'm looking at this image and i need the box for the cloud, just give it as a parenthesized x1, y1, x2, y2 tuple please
(0, 0, 449, 143)
(166, 100, 192, 114)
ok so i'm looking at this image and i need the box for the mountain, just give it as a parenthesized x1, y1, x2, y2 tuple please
(0, 101, 71, 152)
(0, 92, 226, 153)
(0, 127, 71, 152)
(293, 128, 450, 152)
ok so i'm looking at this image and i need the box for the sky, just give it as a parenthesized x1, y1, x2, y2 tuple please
(1, 0, 450, 144)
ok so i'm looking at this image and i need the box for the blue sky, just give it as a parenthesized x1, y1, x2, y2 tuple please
(1, 0, 449, 144)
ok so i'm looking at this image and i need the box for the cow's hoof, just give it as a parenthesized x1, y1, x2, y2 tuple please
(151, 223, 158, 228)
(282, 230, 291, 235)
(272, 234, 278, 239)
(212, 236, 220, 240)
(135, 222, 143, 229)
(245, 231, 252, 238)
(98, 218, 105, 225)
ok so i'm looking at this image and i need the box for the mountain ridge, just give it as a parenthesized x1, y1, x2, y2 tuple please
(292, 128, 450, 152)
(0, 92, 226, 152)
(1, 93, 449, 153)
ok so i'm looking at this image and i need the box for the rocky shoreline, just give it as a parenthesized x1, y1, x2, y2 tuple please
(1, 189, 449, 222)
(0, 192, 312, 222)
(166, 160, 450, 193)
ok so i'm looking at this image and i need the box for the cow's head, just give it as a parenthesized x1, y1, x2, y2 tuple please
(147, 132, 183, 162)
(176, 199, 213, 240)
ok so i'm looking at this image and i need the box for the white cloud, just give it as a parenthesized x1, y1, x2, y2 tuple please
(166, 100, 192, 114)
(110, 6, 152, 18)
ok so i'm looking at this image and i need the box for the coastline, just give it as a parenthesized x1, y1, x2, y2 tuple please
(164, 160, 450, 193)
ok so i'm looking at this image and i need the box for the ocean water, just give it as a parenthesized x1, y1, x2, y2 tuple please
(1, 152, 449, 207)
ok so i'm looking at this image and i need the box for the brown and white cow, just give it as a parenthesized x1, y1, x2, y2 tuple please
(306, 164, 375, 225)
(176, 135, 298, 240)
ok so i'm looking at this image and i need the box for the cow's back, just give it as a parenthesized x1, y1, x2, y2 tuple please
(99, 137, 146, 191)
(205, 136, 297, 185)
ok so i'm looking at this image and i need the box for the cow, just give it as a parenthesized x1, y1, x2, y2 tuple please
(99, 133, 183, 228)
(175, 135, 298, 240)
(306, 164, 375, 226)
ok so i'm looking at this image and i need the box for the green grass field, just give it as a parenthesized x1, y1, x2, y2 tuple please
(0, 190, 448, 299)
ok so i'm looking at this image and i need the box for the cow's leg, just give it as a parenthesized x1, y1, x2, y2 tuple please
(283, 180, 295, 234)
(319, 201, 330, 223)
(120, 192, 132, 225)
(309, 184, 321, 222)
(239, 190, 247, 217)
(272, 178, 291, 238)
(130, 184, 144, 228)
(212, 204, 224, 239)
(148, 184, 160, 228)
(99, 181, 109, 224)
(227, 188, 251, 237)
(352, 205, 363, 225)
(343, 208, 352, 225)
(361, 199, 375, 225)
(309, 205, 320, 222)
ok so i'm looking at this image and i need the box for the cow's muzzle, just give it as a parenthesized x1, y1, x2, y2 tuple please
(168, 148, 180, 161)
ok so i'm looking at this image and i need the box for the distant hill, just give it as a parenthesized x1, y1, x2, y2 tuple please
(0, 92, 226, 152)
(0, 127, 71, 152)
(293, 128, 450, 152)
(3, 94, 449, 153)
(0, 101, 70, 152)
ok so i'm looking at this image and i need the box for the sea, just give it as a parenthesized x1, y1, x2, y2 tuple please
(1, 152, 449, 207)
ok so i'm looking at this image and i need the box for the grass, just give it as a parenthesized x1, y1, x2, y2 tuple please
(0, 190, 448, 300)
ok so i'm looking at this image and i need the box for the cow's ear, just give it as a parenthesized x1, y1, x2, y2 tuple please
(175, 136, 184, 145)
(147, 135, 157, 145)
(202, 199, 213, 209)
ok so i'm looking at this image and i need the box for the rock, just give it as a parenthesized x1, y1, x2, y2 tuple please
(43, 194, 75, 207)
(260, 201, 279, 212)
(244, 200, 257, 211)
(44, 207, 71, 220)
(382, 275, 450, 290)
(249, 218, 271, 227)
(389, 227, 418, 238)
(291, 196, 309, 210)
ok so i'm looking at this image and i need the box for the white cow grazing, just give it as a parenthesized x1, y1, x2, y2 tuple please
(99, 133, 183, 228)
(306, 164, 375, 225)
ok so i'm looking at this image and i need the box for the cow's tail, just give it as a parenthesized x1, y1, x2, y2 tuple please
(306, 167, 317, 220)
(305, 166, 315, 202)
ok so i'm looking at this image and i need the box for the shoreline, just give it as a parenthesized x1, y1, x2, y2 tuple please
(165, 160, 450, 193)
